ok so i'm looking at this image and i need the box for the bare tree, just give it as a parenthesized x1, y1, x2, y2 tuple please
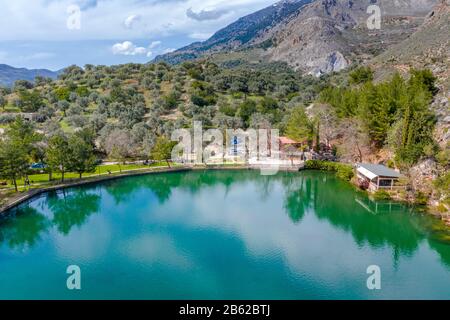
(103, 129, 135, 169)
(309, 103, 337, 148)
(338, 118, 371, 163)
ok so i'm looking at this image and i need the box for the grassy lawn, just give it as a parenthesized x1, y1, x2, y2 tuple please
(0, 162, 170, 191)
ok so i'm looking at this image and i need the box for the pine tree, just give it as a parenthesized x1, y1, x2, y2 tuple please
(151, 136, 177, 167)
(0, 139, 29, 192)
(395, 70, 437, 167)
(67, 134, 97, 179)
(358, 82, 388, 147)
(285, 106, 314, 146)
(46, 134, 70, 182)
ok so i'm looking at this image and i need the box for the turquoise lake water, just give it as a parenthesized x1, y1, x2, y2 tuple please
(0, 170, 449, 299)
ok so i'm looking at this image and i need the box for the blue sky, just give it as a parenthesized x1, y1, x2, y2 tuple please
(0, 0, 276, 70)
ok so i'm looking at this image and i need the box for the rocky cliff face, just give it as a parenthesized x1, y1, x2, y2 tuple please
(372, 0, 449, 85)
(259, 0, 439, 74)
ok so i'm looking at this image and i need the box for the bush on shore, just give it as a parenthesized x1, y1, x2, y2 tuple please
(304, 160, 354, 181)
(415, 191, 430, 206)
(373, 190, 391, 201)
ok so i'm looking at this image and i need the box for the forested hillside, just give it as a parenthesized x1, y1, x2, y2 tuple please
(0, 60, 448, 210)
(0, 0, 449, 212)
(0, 61, 323, 143)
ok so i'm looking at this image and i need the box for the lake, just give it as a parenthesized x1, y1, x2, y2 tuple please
(0, 170, 449, 299)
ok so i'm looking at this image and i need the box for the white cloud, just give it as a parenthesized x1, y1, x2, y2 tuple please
(186, 7, 228, 21)
(0, 0, 275, 41)
(189, 32, 213, 40)
(0, 0, 276, 67)
(112, 41, 147, 56)
(124, 14, 141, 29)
(111, 40, 167, 57)
(149, 41, 162, 49)
(162, 48, 176, 54)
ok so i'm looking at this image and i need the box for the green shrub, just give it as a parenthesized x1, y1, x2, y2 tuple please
(436, 149, 450, 167)
(386, 159, 395, 169)
(373, 190, 391, 201)
(415, 191, 429, 206)
(350, 66, 374, 84)
(0, 113, 16, 124)
(305, 160, 354, 181)
(436, 204, 448, 214)
(336, 166, 354, 181)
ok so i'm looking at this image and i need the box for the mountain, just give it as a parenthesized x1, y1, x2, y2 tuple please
(371, 0, 450, 149)
(155, 0, 439, 75)
(0, 64, 59, 87)
(261, 0, 439, 75)
(372, 0, 449, 88)
(154, 0, 314, 64)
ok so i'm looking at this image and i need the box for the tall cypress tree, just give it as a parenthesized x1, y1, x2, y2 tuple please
(395, 70, 436, 166)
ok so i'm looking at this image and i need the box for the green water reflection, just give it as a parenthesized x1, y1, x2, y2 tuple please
(0, 170, 449, 299)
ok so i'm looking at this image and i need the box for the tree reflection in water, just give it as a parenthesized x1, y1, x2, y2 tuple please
(280, 171, 450, 269)
(104, 172, 183, 205)
(0, 207, 50, 249)
(47, 189, 101, 235)
(280, 174, 312, 223)
(0, 170, 449, 267)
(100, 169, 450, 260)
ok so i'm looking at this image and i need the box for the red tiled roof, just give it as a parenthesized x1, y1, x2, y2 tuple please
(279, 137, 299, 145)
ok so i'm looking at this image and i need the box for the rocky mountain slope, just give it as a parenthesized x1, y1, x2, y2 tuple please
(364, 1, 449, 210)
(154, 0, 314, 64)
(370, 1, 449, 148)
(0, 64, 59, 87)
(372, 0, 449, 87)
(259, 0, 439, 75)
(156, 0, 439, 75)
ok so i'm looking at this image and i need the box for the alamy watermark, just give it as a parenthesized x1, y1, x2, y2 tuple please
(171, 122, 283, 176)
(367, 5, 382, 30)
(366, 265, 381, 290)
(66, 265, 81, 290)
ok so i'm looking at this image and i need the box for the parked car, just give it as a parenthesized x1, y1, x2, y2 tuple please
(30, 163, 47, 170)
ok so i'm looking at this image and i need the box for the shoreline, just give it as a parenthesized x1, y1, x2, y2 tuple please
(0, 164, 262, 216)
(1, 164, 448, 227)
(0, 166, 192, 216)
